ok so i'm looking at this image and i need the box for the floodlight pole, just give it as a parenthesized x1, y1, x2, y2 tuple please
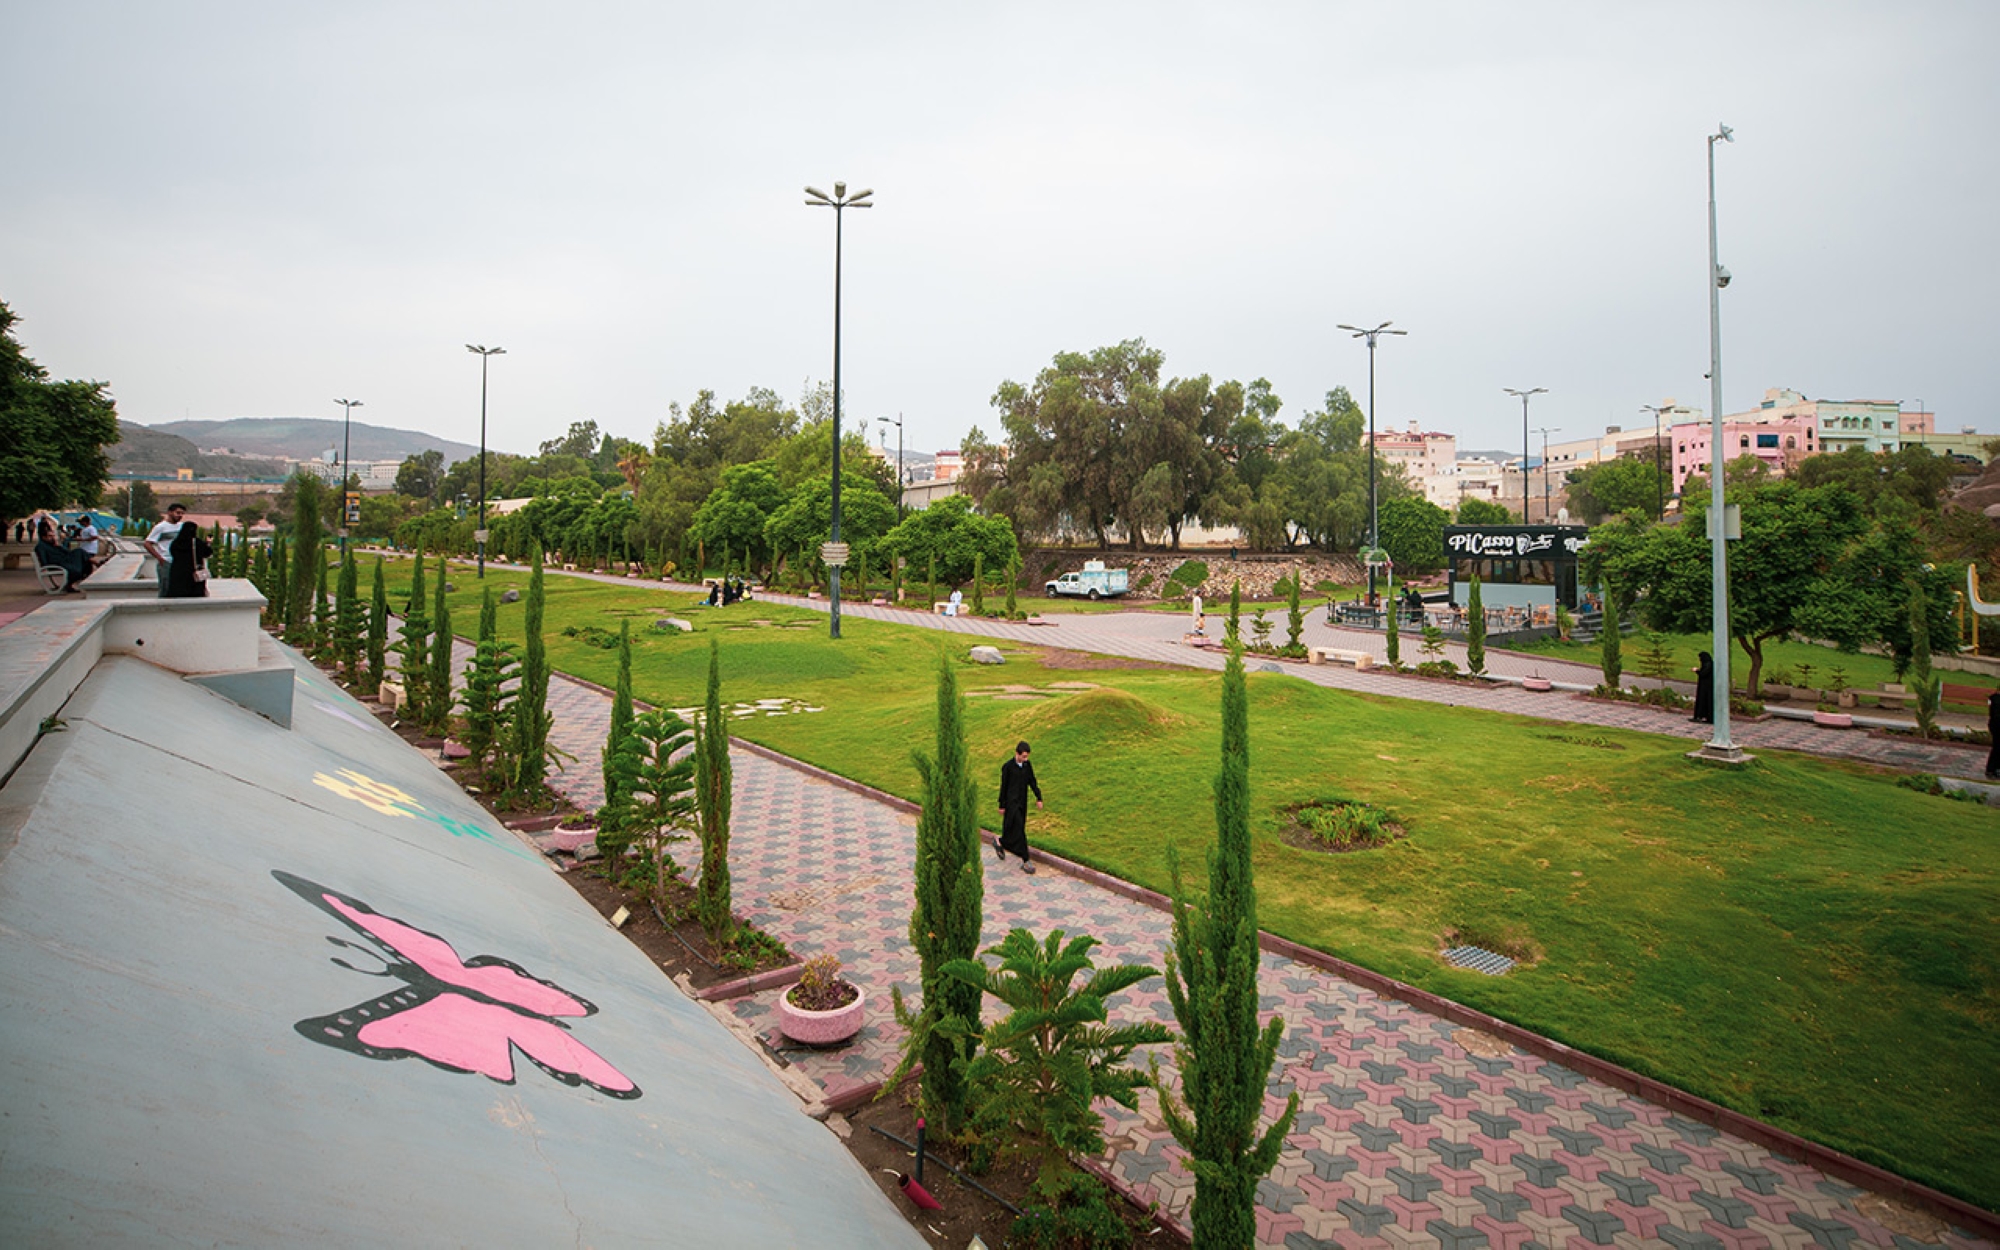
(467, 345, 505, 578)
(879, 413, 905, 521)
(1536, 427, 1561, 520)
(1504, 388, 1546, 522)
(1337, 321, 1405, 606)
(1640, 403, 1670, 521)
(1703, 123, 1740, 758)
(334, 398, 362, 558)
(806, 180, 874, 640)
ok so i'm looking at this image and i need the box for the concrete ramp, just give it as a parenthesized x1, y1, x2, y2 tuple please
(0, 650, 920, 1247)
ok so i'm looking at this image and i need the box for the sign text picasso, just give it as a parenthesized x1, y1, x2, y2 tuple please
(1442, 525, 1590, 559)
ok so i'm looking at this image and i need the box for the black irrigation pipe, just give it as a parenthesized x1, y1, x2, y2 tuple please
(866, 1126, 1023, 1215)
(652, 899, 723, 972)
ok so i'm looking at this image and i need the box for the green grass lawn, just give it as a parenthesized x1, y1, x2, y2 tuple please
(1512, 631, 1998, 708)
(366, 555, 2000, 1208)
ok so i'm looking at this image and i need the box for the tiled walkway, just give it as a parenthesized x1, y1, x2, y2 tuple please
(392, 573, 1996, 1246)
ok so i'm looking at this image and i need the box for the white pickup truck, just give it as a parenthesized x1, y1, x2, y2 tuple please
(1043, 560, 1130, 600)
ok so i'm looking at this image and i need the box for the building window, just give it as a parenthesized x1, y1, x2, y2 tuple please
(1739, 435, 1751, 448)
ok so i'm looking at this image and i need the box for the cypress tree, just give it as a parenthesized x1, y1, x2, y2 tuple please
(1909, 581, 1941, 737)
(1285, 565, 1304, 652)
(463, 586, 518, 788)
(1466, 572, 1487, 675)
(970, 552, 985, 616)
(365, 556, 388, 695)
(312, 551, 332, 656)
(1158, 607, 1299, 1248)
(509, 547, 552, 799)
(926, 553, 937, 610)
(1223, 579, 1242, 648)
(1384, 580, 1401, 669)
(270, 537, 289, 632)
(1599, 576, 1623, 690)
(425, 555, 454, 734)
(1005, 550, 1019, 617)
(890, 652, 986, 1134)
(286, 474, 323, 646)
(692, 638, 734, 943)
(399, 550, 431, 715)
(603, 620, 635, 806)
(333, 548, 362, 678)
(250, 542, 271, 612)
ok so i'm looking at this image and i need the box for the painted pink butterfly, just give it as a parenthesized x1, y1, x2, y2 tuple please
(275, 871, 640, 1099)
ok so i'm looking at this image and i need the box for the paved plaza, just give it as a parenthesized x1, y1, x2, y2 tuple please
(387, 567, 1997, 1248)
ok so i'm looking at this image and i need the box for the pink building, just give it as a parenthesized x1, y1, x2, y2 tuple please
(1668, 413, 1817, 493)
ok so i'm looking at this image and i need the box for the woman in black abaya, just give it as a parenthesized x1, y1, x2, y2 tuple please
(163, 521, 212, 598)
(1690, 650, 1715, 725)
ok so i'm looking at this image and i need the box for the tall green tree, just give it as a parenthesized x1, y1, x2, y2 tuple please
(1376, 494, 1451, 574)
(333, 550, 362, 678)
(365, 556, 389, 695)
(312, 551, 332, 656)
(692, 639, 735, 942)
(1158, 609, 1299, 1247)
(1465, 572, 1486, 675)
(970, 551, 986, 616)
(890, 653, 987, 1134)
(0, 302, 121, 519)
(1600, 576, 1624, 689)
(269, 540, 289, 630)
(398, 549, 434, 718)
(603, 620, 636, 807)
(285, 473, 325, 646)
(1908, 580, 1942, 738)
(509, 548, 553, 798)
(1565, 456, 1665, 524)
(462, 586, 517, 787)
(1285, 565, 1304, 652)
(424, 556, 454, 734)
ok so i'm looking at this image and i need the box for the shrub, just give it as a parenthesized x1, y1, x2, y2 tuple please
(788, 952, 858, 1011)
(1163, 559, 1209, 598)
(1298, 801, 1388, 849)
(1415, 659, 1459, 678)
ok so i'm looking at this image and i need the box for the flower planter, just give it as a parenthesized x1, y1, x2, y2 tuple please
(1813, 710, 1854, 729)
(774, 983, 865, 1047)
(1521, 677, 1553, 692)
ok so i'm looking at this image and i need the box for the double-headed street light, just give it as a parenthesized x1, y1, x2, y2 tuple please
(1702, 123, 1742, 760)
(1504, 388, 1547, 522)
(1337, 321, 1405, 606)
(334, 398, 362, 557)
(805, 180, 873, 641)
(877, 413, 905, 521)
(467, 345, 505, 578)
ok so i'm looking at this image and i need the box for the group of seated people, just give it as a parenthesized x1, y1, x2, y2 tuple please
(704, 577, 749, 607)
(30, 512, 103, 594)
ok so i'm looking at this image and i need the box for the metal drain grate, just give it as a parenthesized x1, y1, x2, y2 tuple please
(1442, 945, 1515, 975)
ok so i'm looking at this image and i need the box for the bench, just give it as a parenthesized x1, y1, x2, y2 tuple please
(1309, 646, 1373, 670)
(2, 552, 27, 570)
(1943, 682, 1991, 708)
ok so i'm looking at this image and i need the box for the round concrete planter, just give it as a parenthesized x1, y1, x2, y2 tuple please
(1521, 677, 1553, 692)
(775, 983, 865, 1047)
(1812, 710, 1854, 729)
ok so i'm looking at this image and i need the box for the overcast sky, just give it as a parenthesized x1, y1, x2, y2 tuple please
(5, 1, 1995, 464)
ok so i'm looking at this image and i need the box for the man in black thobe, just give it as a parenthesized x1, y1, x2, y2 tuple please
(996, 740, 1043, 874)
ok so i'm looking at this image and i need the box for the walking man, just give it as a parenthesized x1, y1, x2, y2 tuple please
(996, 740, 1043, 874)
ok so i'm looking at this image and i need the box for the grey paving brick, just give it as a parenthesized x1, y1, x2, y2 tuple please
(1666, 1114, 1721, 1146)
(1434, 1139, 1480, 1170)
(1721, 1159, 1781, 1195)
(1602, 1170, 1661, 1206)
(1635, 1142, 1691, 1174)
(1400, 1041, 1444, 1063)
(1789, 1212, 1862, 1250)
(1562, 1204, 1626, 1244)
(1303, 1148, 1357, 1182)
(1691, 1188, 1756, 1228)
(1472, 1186, 1532, 1222)
(1508, 1087, 1555, 1114)
(1659, 1225, 1726, 1250)
(1471, 1109, 1522, 1139)
(1550, 1125, 1603, 1155)
(1426, 1217, 1492, 1250)
(1256, 1177, 1306, 1213)
(1392, 1095, 1441, 1124)
(1360, 1059, 1407, 1084)
(1336, 1197, 1394, 1236)
(1583, 1100, 1635, 1129)
(1386, 1166, 1443, 1202)
(1517, 1154, 1568, 1187)
(1435, 1073, 1478, 1098)
(1355, 1122, 1401, 1151)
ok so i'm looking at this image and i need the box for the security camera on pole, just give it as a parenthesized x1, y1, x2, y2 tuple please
(804, 180, 873, 641)
(1694, 123, 1749, 765)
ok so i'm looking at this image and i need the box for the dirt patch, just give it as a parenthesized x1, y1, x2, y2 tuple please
(1035, 647, 1179, 672)
(1852, 1194, 1948, 1243)
(843, 1081, 1179, 1249)
(1451, 1027, 1516, 1059)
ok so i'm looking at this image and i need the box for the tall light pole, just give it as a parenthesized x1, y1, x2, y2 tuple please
(1536, 427, 1561, 521)
(1702, 123, 1741, 759)
(1337, 321, 1405, 606)
(334, 398, 362, 558)
(805, 180, 873, 640)
(1504, 387, 1546, 522)
(467, 345, 505, 579)
(1640, 403, 1671, 521)
(878, 413, 904, 521)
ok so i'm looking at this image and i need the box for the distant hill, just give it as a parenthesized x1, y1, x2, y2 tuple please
(111, 425, 288, 478)
(143, 418, 482, 465)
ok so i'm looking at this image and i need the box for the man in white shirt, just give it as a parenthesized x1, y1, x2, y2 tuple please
(145, 503, 188, 595)
(76, 514, 101, 569)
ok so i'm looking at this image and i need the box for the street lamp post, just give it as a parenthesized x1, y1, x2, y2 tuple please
(334, 398, 362, 558)
(1640, 403, 1671, 521)
(1702, 123, 1741, 759)
(1504, 388, 1547, 522)
(1536, 427, 1561, 521)
(1337, 321, 1406, 606)
(878, 413, 905, 521)
(805, 180, 873, 641)
(466, 345, 505, 578)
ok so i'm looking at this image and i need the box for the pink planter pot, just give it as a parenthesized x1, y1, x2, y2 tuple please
(774, 984, 866, 1046)
(1522, 677, 1553, 692)
(1812, 710, 1853, 729)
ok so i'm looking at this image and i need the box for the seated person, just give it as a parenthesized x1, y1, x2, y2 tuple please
(33, 514, 88, 592)
(706, 581, 721, 607)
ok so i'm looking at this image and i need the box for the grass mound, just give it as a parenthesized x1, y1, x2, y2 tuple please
(1006, 686, 1190, 741)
